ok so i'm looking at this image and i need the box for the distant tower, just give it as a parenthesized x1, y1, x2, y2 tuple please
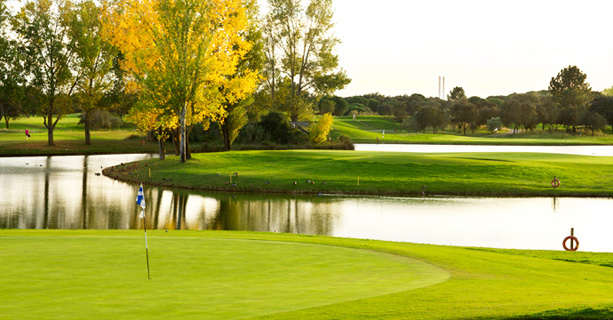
(442, 77, 446, 100)
(438, 76, 441, 99)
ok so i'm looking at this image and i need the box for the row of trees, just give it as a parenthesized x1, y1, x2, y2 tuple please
(0, 0, 350, 162)
(319, 66, 612, 136)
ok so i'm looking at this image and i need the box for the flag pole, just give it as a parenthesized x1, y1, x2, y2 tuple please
(143, 207, 151, 280)
(136, 183, 151, 280)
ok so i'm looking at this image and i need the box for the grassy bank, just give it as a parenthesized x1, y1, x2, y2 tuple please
(1, 230, 613, 319)
(105, 149, 613, 197)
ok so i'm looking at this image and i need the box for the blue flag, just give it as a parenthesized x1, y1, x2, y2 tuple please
(136, 184, 146, 218)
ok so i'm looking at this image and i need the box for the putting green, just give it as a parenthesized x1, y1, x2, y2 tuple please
(0, 232, 449, 319)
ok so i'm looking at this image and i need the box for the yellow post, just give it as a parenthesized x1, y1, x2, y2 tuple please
(230, 174, 232, 184)
(357, 176, 360, 186)
(149, 168, 151, 178)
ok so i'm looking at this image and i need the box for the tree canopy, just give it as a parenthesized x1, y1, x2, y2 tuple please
(101, 0, 259, 162)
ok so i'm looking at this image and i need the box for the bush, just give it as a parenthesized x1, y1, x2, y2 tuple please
(81, 110, 123, 130)
(338, 135, 354, 150)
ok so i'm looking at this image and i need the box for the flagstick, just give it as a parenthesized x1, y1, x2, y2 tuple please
(142, 208, 151, 280)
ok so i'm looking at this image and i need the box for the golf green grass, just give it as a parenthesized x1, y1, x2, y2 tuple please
(2, 230, 613, 319)
(107, 149, 613, 197)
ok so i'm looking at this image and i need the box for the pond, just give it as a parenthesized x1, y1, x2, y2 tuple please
(1, 152, 612, 252)
(355, 143, 613, 156)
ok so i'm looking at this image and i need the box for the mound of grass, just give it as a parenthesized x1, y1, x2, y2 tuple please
(2, 230, 613, 319)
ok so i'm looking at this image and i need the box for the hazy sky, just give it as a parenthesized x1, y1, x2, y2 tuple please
(263, 0, 613, 98)
(8, 0, 611, 99)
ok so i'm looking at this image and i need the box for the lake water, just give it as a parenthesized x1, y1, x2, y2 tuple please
(1, 150, 612, 252)
(355, 143, 613, 156)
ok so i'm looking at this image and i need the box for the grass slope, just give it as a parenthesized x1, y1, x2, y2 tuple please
(1, 230, 613, 319)
(106, 150, 613, 197)
(332, 115, 613, 145)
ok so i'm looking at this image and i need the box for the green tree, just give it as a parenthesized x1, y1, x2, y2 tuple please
(536, 95, 558, 131)
(451, 101, 478, 135)
(486, 117, 502, 133)
(414, 105, 446, 133)
(12, 0, 80, 146)
(548, 65, 592, 133)
(500, 93, 538, 133)
(318, 96, 335, 114)
(69, 0, 115, 145)
(331, 96, 348, 116)
(602, 86, 613, 97)
(0, 1, 25, 129)
(589, 95, 613, 133)
(448, 87, 467, 102)
(583, 112, 607, 136)
(265, 0, 350, 121)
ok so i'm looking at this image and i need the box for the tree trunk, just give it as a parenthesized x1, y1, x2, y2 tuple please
(185, 125, 193, 160)
(47, 112, 55, 146)
(4, 117, 9, 129)
(180, 103, 186, 163)
(222, 125, 231, 151)
(171, 128, 180, 155)
(84, 112, 91, 145)
(157, 128, 165, 160)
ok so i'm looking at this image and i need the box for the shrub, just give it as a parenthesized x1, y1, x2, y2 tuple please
(81, 110, 123, 130)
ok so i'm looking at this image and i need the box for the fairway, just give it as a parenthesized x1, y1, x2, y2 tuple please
(0, 230, 448, 319)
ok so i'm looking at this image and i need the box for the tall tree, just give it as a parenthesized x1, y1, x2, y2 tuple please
(451, 101, 478, 135)
(69, 0, 115, 145)
(12, 0, 80, 146)
(0, 1, 25, 129)
(500, 93, 538, 133)
(218, 0, 264, 151)
(101, 0, 257, 162)
(590, 94, 613, 133)
(548, 65, 592, 133)
(448, 86, 467, 102)
(265, 0, 350, 121)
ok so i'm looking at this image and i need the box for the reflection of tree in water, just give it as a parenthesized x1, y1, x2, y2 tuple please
(208, 195, 337, 236)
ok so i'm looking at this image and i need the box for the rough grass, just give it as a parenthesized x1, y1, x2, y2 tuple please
(107, 150, 613, 197)
(2, 230, 613, 319)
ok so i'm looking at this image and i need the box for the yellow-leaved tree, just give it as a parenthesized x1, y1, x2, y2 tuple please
(309, 113, 333, 144)
(100, 0, 259, 162)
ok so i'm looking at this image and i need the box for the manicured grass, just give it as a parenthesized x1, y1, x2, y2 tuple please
(0, 115, 163, 156)
(107, 150, 613, 197)
(333, 115, 613, 145)
(1, 230, 613, 319)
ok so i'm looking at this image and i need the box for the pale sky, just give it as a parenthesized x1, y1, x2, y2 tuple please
(7, 0, 612, 99)
(263, 0, 613, 98)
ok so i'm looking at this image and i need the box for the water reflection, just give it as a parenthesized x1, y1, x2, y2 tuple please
(1, 154, 613, 252)
(0, 154, 339, 235)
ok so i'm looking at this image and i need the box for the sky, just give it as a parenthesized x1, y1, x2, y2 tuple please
(7, 0, 612, 99)
(262, 0, 613, 99)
